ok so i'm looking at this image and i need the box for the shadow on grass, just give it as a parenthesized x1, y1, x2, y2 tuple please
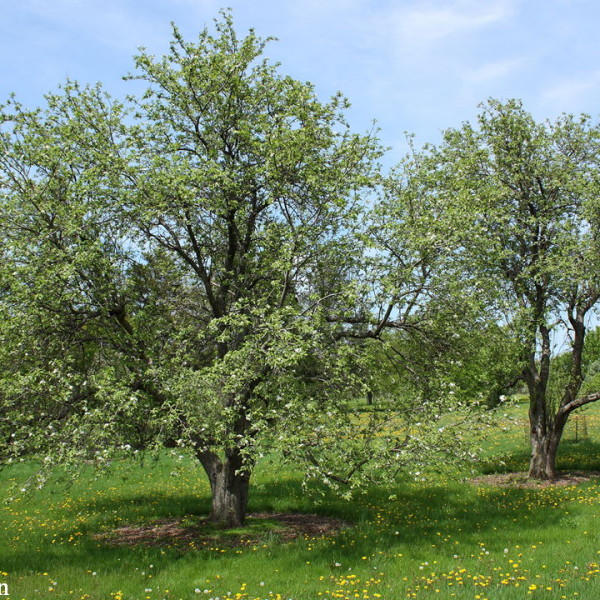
(4, 424, 600, 572)
(480, 438, 600, 474)
(1, 465, 589, 578)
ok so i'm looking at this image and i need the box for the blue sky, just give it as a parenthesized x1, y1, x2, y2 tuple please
(1, 0, 599, 162)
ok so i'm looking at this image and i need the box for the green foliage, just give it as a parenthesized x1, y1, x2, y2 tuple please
(6, 10, 597, 505)
(429, 99, 600, 326)
(0, 12, 485, 503)
(369, 137, 524, 413)
(0, 13, 380, 477)
(579, 326, 600, 396)
(412, 98, 600, 477)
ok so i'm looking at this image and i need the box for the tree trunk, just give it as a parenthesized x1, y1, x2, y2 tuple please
(197, 449, 251, 528)
(524, 302, 598, 480)
(528, 423, 565, 480)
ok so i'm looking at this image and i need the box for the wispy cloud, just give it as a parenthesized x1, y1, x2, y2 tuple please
(463, 57, 526, 83)
(541, 71, 600, 111)
(389, 0, 516, 47)
(3, 0, 600, 155)
(15, 0, 217, 54)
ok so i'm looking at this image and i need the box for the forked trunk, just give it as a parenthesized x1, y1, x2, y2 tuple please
(197, 450, 251, 528)
(525, 306, 596, 480)
(528, 424, 564, 480)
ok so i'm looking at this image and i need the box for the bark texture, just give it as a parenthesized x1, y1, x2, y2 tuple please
(198, 449, 251, 528)
(528, 424, 564, 479)
(525, 310, 599, 479)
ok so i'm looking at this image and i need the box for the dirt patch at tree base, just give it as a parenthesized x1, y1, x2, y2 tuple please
(471, 470, 600, 489)
(94, 512, 349, 549)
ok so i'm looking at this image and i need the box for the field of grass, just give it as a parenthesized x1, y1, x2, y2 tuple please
(1, 401, 600, 600)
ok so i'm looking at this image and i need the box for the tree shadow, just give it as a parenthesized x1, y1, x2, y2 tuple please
(3, 452, 600, 581)
(481, 438, 600, 474)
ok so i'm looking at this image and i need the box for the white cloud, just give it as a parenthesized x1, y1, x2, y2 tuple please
(464, 57, 526, 83)
(17, 0, 149, 51)
(541, 70, 600, 110)
(390, 0, 515, 46)
(15, 0, 217, 54)
(5, 0, 599, 155)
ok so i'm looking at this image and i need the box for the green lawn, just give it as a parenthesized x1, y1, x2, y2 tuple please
(1, 402, 600, 599)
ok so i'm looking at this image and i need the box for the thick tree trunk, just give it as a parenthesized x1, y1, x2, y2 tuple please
(525, 321, 557, 480)
(528, 422, 565, 480)
(529, 432, 554, 479)
(197, 449, 251, 528)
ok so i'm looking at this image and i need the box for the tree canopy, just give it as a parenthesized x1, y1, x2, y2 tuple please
(2, 15, 599, 532)
(0, 13, 479, 526)
(421, 99, 600, 478)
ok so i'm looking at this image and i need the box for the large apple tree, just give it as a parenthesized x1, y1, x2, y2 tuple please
(425, 99, 600, 479)
(0, 14, 438, 527)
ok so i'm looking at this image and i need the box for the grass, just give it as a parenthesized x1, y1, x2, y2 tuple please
(1, 402, 600, 599)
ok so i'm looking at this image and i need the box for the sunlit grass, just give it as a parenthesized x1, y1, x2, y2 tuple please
(479, 398, 600, 473)
(1, 402, 600, 599)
